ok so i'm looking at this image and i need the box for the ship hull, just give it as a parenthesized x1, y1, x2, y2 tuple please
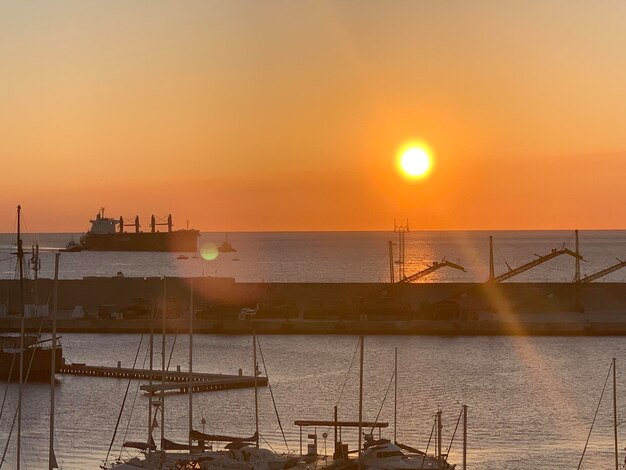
(81, 230, 199, 252)
(0, 347, 64, 382)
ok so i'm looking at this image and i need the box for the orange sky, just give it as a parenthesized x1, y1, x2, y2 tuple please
(1, 1, 626, 232)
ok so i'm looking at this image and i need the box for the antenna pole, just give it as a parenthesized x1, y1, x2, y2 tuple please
(388, 241, 395, 284)
(49, 252, 59, 469)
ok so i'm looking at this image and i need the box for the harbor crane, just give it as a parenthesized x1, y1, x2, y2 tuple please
(580, 258, 626, 283)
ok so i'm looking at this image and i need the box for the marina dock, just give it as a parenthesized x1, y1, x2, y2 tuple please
(57, 363, 267, 393)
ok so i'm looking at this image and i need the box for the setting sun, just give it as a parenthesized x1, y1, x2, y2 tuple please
(398, 146, 433, 178)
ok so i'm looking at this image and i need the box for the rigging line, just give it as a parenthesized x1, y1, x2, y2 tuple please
(370, 368, 395, 434)
(259, 433, 277, 454)
(419, 417, 436, 470)
(166, 327, 179, 372)
(0, 316, 46, 469)
(0, 354, 16, 423)
(445, 406, 463, 458)
(577, 359, 613, 470)
(257, 337, 289, 452)
(323, 337, 361, 437)
(118, 340, 150, 459)
(103, 334, 145, 467)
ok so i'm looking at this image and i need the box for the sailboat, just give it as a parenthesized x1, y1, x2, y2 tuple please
(0, 207, 62, 470)
(103, 288, 292, 470)
(358, 347, 461, 470)
(0, 208, 64, 383)
(358, 347, 460, 470)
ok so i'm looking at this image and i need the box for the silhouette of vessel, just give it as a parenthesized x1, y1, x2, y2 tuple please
(70, 208, 199, 252)
(218, 235, 237, 253)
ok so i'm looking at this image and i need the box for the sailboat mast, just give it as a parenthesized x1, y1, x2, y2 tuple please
(394, 347, 397, 444)
(613, 357, 618, 470)
(148, 301, 154, 456)
(17, 205, 24, 470)
(463, 405, 467, 470)
(49, 252, 59, 470)
(357, 335, 364, 470)
(161, 278, 166, 458)
(188, 280, 194, 450)
(253, 331, 259, 449)
(437, 410, 442, 470)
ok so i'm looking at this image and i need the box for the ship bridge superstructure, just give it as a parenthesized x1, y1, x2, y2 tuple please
(89, 208, 119, 235)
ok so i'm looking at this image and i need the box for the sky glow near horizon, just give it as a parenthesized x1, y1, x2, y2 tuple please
(1, 1, 626, 232)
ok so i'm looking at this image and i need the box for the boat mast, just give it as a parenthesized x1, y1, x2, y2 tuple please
(49, 252, 60, 470)
(148, 301, 154, 457)
(393, 347, 397, 444)
(463, 404, 467, 470)
(253, 331, 259, 449)
(437, 410, 442, 470)
(160, 278, 167, 467)
(188, 279, 194, 450)
(613, 357, 618, 470)
(17, 205, 24, 470)
(357, 335, 364, 470)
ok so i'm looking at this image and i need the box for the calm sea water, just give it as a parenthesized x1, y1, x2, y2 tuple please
(1, 232, 626, 469)
(0, 334, 624, 469)
(0, 230, 626, 282)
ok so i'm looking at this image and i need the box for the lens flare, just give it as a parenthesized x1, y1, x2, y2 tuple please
(200, 243, 219, 261)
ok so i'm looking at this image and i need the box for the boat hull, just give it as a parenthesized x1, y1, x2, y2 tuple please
(0, 347, 64, 382)
(81, 230, 200, 252)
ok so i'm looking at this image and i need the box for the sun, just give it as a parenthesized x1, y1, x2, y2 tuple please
(398, 145, 433, 178)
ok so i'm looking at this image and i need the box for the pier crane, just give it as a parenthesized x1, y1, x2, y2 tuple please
(363, 259, 466, 304)
(580, 259, 626, 283)
(490, 247, 582, 283)
(398, 260, 466, 284)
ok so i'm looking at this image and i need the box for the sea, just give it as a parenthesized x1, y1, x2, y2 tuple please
(1, 230, 626, 469)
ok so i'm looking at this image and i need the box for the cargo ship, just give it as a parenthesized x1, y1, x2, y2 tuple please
(70, 208, 200, 252)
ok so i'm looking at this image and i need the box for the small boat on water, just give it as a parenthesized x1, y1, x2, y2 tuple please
(218, 235, 237, 253)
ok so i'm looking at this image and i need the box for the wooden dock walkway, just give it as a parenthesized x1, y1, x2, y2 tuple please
(57, 363, 267, 394)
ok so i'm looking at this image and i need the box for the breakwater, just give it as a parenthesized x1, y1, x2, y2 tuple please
(1, 276, 625, 335)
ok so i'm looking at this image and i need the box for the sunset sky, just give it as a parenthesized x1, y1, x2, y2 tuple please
(1, 1, 626, 232)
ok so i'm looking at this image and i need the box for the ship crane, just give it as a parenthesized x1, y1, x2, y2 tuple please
(119, 215, 140, 233)
(580, 258, 626, 283)
(491, 247, 582, 283)
(150, 214, 173, 233)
